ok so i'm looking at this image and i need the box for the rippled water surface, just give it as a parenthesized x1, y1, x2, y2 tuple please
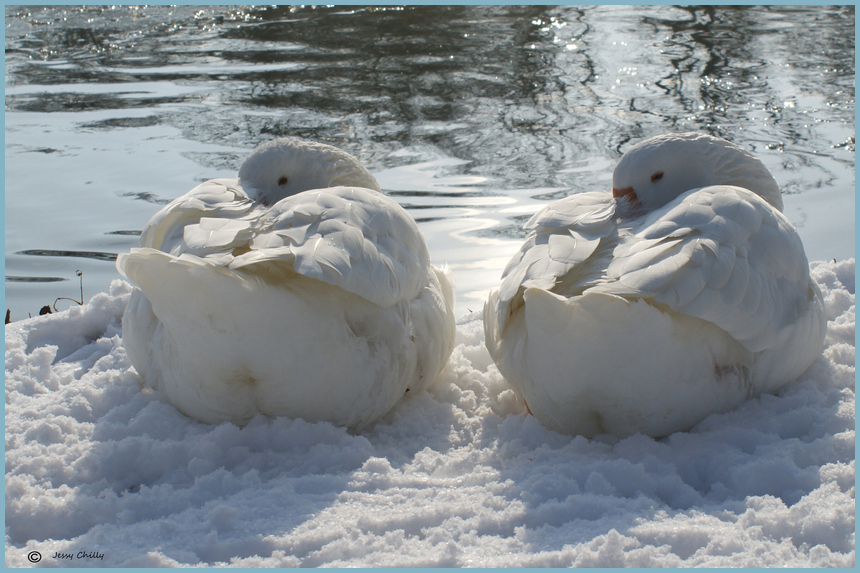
(5, 5, 855, 319)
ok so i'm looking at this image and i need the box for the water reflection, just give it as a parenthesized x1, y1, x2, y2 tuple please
(16, 249, 118, 262)
(5, 5, 854, 318)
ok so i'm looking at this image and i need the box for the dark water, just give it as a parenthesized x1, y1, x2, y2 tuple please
(5, 5, 855, 319)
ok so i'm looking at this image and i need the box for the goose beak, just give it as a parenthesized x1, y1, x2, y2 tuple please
(612, 186, 641, 210)
(612, 186, 637, 201)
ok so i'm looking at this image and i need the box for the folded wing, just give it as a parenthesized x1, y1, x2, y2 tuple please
(231, 187, 429, 307)
(122, 183, 429, 309)
(592, 185, 814, 352)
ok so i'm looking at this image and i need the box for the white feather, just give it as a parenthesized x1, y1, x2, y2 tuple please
(117, 138, 455, 429)
(485, 132, 826, 438)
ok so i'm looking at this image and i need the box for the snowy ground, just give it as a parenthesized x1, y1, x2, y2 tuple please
(4, 259, 855, 567)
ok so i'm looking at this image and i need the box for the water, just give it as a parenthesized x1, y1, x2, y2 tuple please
(5, 5, 855, 320)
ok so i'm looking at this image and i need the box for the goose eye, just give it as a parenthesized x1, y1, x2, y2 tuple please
(277, 176, 288, 186)
(650, 172, 664, 183)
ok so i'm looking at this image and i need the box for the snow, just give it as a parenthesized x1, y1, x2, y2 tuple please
(4, 259, 855, 567)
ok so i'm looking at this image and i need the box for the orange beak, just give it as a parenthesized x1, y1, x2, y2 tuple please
(612, 186, 637, 201)
(612, 186, 640, 209)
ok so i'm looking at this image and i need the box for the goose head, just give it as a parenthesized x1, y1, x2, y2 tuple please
(238, 137, 381, 205)
(611, 132, 783, 213)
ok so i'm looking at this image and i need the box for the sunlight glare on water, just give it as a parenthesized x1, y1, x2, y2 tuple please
(4, 5, 855, 319)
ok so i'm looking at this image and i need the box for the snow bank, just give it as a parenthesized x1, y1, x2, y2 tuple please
(5, 260, 855, 567)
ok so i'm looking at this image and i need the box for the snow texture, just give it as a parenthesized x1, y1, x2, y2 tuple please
(4, 259, 855, 567)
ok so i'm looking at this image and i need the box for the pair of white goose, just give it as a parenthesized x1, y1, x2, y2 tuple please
(117, 133, 826, 437)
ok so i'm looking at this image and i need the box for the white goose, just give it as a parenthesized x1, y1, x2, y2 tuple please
(117, 138, 455, 429)
(485, 133, 826, 438)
